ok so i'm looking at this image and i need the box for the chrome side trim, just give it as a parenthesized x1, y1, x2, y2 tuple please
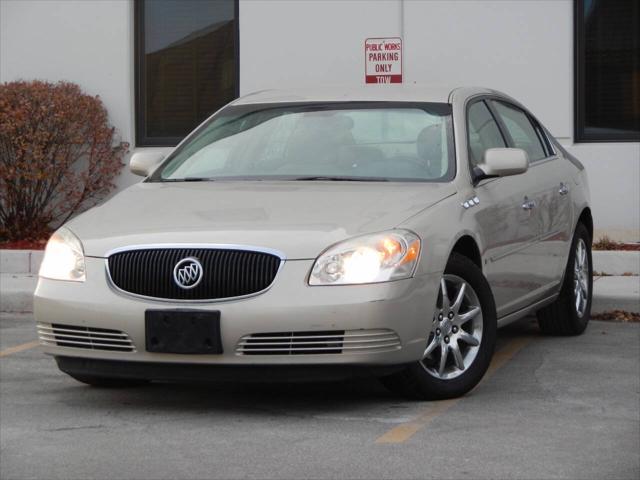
(103, 243, 286, 304)
(490, 229, 565, 264)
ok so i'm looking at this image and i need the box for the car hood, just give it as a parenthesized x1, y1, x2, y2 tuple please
(67, 181, 455, 259)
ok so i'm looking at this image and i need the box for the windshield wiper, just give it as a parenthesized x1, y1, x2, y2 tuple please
(294, 176, 389, 182)
(161, 177, 214, 182)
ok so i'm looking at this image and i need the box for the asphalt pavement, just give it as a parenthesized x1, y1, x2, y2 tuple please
(1, 313, 638, 480)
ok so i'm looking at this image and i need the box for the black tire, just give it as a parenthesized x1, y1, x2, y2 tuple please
(537, 222, 592, 336)
(380, 253, 497, 400)
(67, 374, 149, 388)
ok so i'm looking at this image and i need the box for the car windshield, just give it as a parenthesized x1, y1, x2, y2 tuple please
(152, 102, 455, 182)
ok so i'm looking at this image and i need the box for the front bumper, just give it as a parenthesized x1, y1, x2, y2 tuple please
(34, 257, 440, 367)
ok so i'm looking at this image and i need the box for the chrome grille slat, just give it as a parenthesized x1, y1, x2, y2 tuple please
(38, 337, 130, 348)
(37, 332, 132, 343)
(37, 323, 136, 352)
(236, 329, 401, 355)
(237, 337, 399, 346)
(235, 343, 401, 352)
(235, 331, 396, 341)
(36, 326, 128, 338)
(107, 248, 281, 301)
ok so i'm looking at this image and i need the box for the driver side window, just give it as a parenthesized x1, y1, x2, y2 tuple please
(467, 100, 506, 167)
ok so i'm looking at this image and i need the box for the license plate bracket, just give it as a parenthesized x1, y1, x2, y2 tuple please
(145, 310, 222, 354)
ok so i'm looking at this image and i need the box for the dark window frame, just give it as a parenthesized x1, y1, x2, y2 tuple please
(134, 0, 240, 147)
(489, 99, 553, 162)
(464, 95, 556, 175)
(574, 0, 640, 143)
(465, 98, 508, 167)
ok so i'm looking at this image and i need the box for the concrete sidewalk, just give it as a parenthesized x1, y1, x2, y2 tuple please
(1, 272, 637, 314)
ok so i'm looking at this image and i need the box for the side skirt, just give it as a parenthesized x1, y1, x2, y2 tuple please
(497, 293, 559, 328)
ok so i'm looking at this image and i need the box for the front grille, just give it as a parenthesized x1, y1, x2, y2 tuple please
(37, 323, 136, 352)
(236, 329, 401, 355)
(107, 248, 281, 301)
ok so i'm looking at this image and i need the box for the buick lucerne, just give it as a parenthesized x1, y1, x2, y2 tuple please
(35, 86, 593, 399)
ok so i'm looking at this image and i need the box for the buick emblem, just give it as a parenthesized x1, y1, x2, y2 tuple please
(173, 257, 203, 289)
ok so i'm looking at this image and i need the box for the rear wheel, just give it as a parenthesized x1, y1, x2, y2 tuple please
(67, 374, 149, 388)
(537, 222, 592, 335)
(380, 253, 497, 400)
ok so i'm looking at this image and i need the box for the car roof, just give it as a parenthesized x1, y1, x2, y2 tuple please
(231, 85, 496, 105)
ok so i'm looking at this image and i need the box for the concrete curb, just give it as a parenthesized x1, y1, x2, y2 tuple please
(593, 251, 640, 276)
(0, 250, 44, 274)
(0, 274, 38, 313)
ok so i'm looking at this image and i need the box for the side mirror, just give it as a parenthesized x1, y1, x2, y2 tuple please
(129, 151, 166, 177)
(474, 148, 529, 183)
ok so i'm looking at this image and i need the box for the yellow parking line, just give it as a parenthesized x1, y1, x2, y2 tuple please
(375, 336, 533, 444)
(0, 340, 39, 358)
(484, 336, 533, 378)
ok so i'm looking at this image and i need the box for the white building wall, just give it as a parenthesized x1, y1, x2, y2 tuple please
(239, 0, 402, 92)
(0, 0, 141, 189)
(403, 0, 572, 138)
(1, 0, 638, 239)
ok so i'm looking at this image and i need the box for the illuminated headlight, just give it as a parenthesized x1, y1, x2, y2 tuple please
(309, 230, 421, 285)
(39, 227, 86, 282)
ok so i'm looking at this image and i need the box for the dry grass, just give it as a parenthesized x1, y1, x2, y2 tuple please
(591, 310, 640, 323)
(593, 235, 640, 251)
(593, 272, 637, 277)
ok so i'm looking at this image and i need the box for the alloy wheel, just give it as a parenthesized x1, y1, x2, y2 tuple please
(420, 274, 483, 380)
(574, 238, 589, 318)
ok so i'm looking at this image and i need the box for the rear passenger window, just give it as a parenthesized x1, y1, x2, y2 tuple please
(491, 101, 547, 162)
(466, 101, 506, 167)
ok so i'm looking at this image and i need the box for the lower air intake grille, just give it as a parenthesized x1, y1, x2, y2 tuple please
(37, 323, 136, 352)
(235, 329, 401, 355)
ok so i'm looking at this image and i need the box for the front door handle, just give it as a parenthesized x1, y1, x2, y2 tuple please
(522, 196, 536, 210)
(559, 182, 570, 196)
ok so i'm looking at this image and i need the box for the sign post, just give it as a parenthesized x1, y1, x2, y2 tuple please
(365, 37, 403, 84)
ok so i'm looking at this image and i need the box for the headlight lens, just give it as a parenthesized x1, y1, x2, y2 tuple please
(39, 227, 86, 282)
(309, 230, 420, 285)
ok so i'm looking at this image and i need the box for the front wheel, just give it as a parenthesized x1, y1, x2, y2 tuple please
(380, 253, 497, 400)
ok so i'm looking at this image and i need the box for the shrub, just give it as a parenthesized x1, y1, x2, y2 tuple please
(593, 235, 620, 250)
(0, 80, 128, 241)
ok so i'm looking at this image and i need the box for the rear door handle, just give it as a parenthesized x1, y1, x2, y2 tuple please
(522, 196, 536, 210)
(559, 182, 570, 196)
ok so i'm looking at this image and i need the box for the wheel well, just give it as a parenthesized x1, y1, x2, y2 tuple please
(578, 208, 593, 241)
(451, 236, 482, 269)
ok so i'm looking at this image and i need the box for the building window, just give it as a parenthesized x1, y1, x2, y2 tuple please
(575, 0, 640, 142)
(135, 0, 238, 147)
